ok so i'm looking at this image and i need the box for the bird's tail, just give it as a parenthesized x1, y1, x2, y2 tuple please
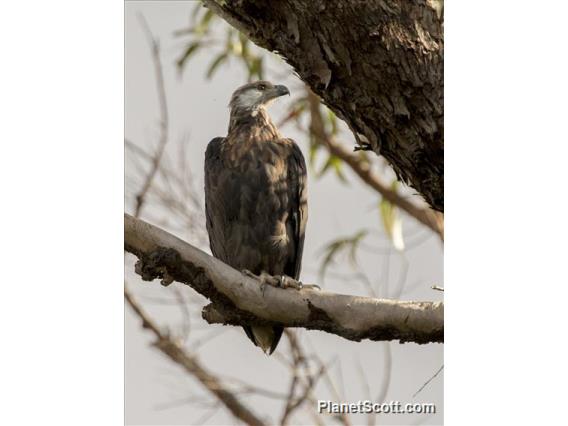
(243, 325, 283, 355)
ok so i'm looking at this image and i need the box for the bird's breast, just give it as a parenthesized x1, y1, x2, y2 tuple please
(224, 139, 288, 181)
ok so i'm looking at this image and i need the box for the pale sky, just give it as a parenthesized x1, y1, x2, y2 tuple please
(125, 2, 443, 425)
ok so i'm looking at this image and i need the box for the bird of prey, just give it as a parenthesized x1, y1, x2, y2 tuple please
(204, 81, 308, 355)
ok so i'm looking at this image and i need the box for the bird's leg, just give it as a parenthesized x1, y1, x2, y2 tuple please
(258, 272, 281, 296)
(242, 270, 320, 294)
(241, 269, 258, 279)
(241, 270, 279, 296)
(279, 275, 321, 291)
(278, 275, 301, 290)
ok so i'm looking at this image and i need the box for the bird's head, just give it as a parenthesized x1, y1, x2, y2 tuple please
(229, 80, 290, 114)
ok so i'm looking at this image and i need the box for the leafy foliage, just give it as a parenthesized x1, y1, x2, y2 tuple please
(175, 3, 265, 81)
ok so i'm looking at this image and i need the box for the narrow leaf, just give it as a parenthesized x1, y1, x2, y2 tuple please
(318, 230, 368, 280)
(379, 186, 405, 251)
(176, 42, 200, 71)
(206, 53, 228, 79)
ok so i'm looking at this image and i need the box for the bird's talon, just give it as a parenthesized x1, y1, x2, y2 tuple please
(302, 283, 321, 291)
(245, 271, 318, 293)
(242, 269, 257, 279)
(279, 275, 304, 290)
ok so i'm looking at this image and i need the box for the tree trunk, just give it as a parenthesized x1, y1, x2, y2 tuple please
(203, 0, 444, 211)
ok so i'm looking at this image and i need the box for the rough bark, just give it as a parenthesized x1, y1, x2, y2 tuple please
(306, 89, 444, 240)
(203, 0, 444, 211)
(125, 214, 444, 344)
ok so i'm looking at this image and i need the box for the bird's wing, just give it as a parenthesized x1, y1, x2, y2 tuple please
(204, 137, 229, 261)
(284, 139, 308, 280)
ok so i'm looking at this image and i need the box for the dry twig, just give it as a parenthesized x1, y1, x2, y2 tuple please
(280, 331, 326, 425)
(125, 287, 266, 426)
(134, 15, 170, 217)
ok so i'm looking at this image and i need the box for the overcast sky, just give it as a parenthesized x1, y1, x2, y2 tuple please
(125, 2, 444, 425)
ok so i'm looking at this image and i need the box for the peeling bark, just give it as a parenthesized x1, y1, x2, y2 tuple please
(203, 0, 444, 211)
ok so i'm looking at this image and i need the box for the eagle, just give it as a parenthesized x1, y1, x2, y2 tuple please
(204, 81, 308, 355)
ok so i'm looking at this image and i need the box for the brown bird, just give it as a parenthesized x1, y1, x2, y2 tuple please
(204, 81, 308, 354)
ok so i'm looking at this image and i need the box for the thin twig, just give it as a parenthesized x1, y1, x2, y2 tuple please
(375, 343, 393, 415)
(355, 358, 375, 426)
(413, 365, 444, 398)
(284, 332, 344, 426)
(280, 330, 325, 425)
(134, 14, 170, 218)
(125, 286, 266, 426)
(321, 358, 352, 426)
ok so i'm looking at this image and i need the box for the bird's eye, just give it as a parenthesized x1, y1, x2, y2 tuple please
(258, 84, 266, 91)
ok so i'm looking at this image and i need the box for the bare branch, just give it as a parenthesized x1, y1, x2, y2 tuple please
(280, 330, 325, 425)
(125, 214, 444, 344)
(134, 15, 170, 217)
(412, 364, 444, 398)
(125, 287, 266, 426)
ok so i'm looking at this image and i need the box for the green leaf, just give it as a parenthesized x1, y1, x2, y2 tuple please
(318, 230, 368, 281)
(206, 53, 228, 79)
(318, 154, 347, 183)
(308, 135, 320, 167)
(228, 41, 239, 56)
(249, 57, 264, 80)
(200, 9, 215, 27)
(331, 156, 347, 182)
(327, 109, 338, 135)
(194, 9, 215, 35)
(317, 155, 333, 176)
(191, 2, 202, 22)
(225, 27, 234, 50)
(238, 31, 249, 58)
(379, 183, 404, 251)
(176, 42, 200, 71)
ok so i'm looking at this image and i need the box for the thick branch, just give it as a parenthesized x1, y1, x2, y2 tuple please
(202, 0, 444, 211)
(125, 288, 266, 426)
(125, 214, 443, 344)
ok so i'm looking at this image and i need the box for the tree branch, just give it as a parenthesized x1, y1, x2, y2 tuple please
(307, 91, 444, 240)
(125, 214, 443, 344)
(325, 136, 444, 240)
(124, 287, 266, 426)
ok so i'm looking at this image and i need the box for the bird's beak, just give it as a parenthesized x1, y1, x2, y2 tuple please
(274, 85, 290, 97)
(267, 85, 290, 100)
